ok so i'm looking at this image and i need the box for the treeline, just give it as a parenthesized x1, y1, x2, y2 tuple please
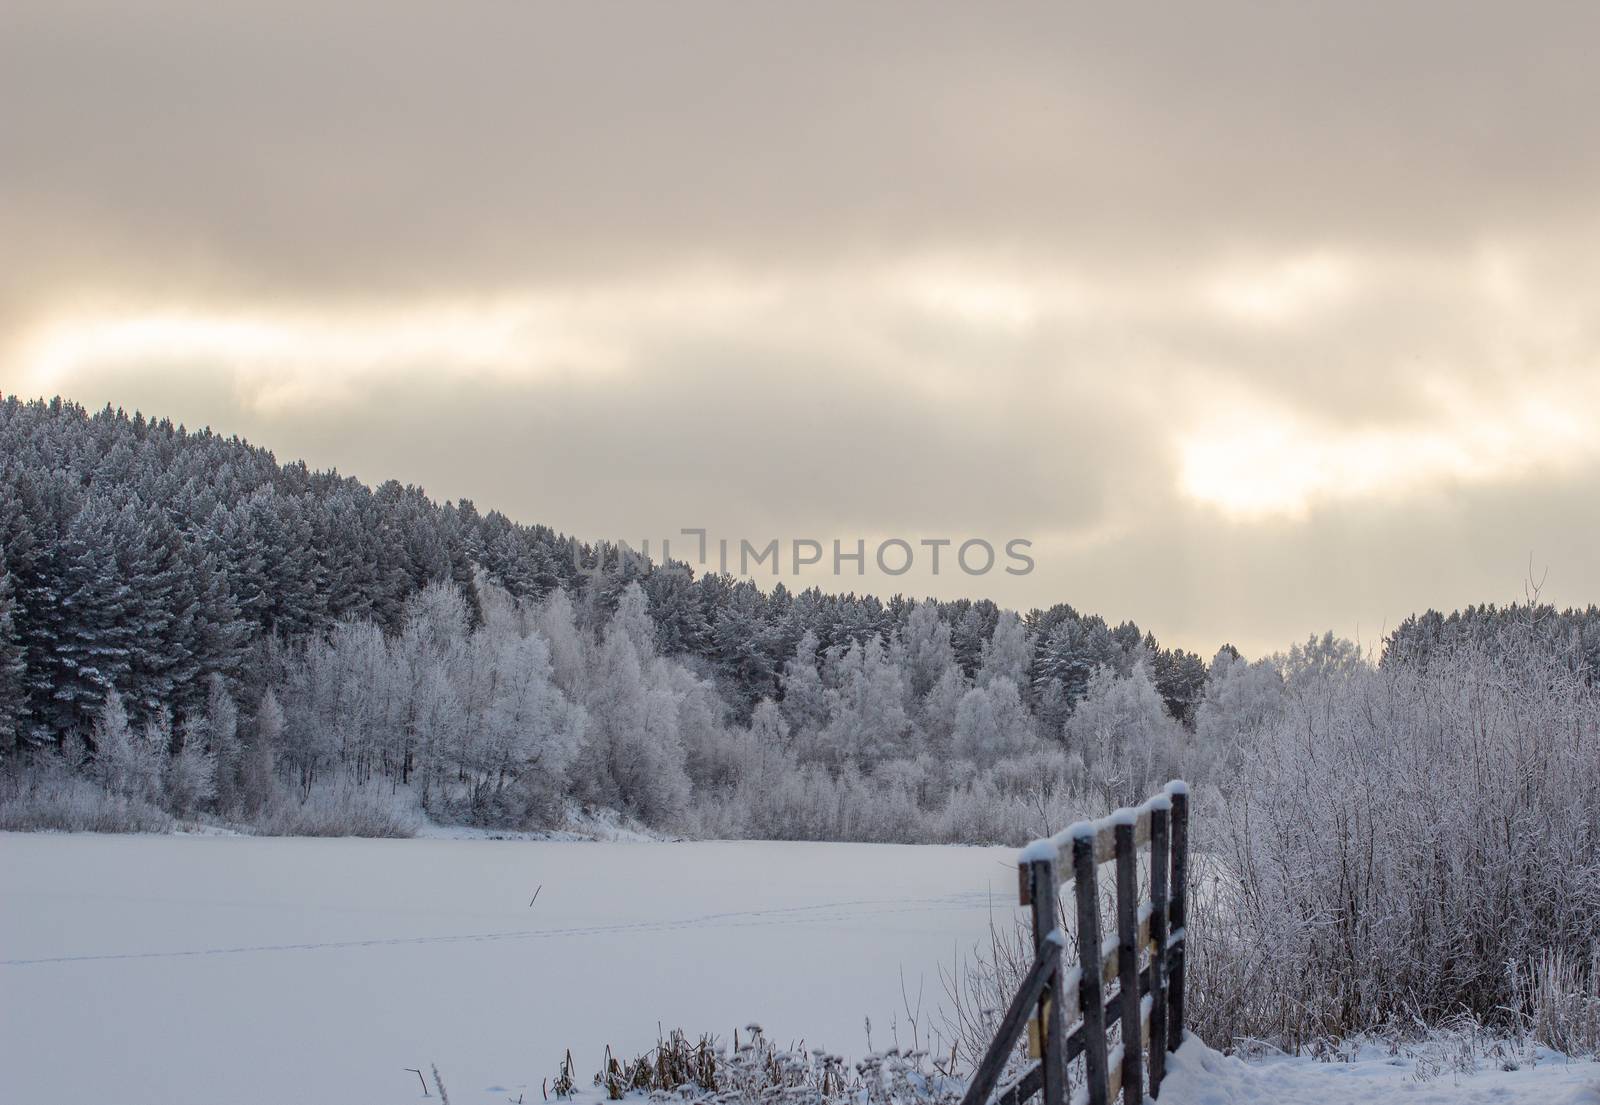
(6, 394, 1600, 852)
(7, 564, 1225, 840)
(1385, 601, 1600, 677)
(0, 396, 1205, 761)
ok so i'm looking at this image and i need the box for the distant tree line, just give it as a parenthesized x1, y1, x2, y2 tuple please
(1384, 601, 1600, 677)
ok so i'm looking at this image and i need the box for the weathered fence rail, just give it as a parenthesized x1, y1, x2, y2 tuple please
(960, 781, 1190, 1105)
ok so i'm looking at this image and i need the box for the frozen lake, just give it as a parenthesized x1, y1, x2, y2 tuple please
(1, 833, 1018, 1105)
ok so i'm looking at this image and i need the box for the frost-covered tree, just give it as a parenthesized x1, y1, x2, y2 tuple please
(1284, 631, 1365, 690)
(901, 601, 955, 699)
(126, 710, 169, 804)
(578, 585, 691, 822)
(458, 603, 583, 825)
(979, 611, 1031, 690)
(641, 562, 711, 656)
(953, 677, 1036, 765)
(1063, 661, 1185, 806)
(778, 629, 828, 738)
(664, 660, 735, 790)
(534, 588, 588, 699)
(241, 689, 280, 816)
(89, 688, 136, 795)
(919, 664, 967, 756)
(750, 698, 789, 749)
(816, 636, 911, 766)
(610, 581, 657, 661)
(388, 584, 467, 797)
(632, 680, 692, 819)
(165, 715, 217, 817)
(205, 674, 242, 814)
(1192, 629, 1600, 1045)
(1195, 649, 1286, 777)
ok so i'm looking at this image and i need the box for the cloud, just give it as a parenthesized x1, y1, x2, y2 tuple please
(1176, 380, 1600, 521)
(3, 1, 1600, 654)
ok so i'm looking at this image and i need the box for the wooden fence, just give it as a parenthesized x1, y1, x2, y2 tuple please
(959, 781, 1189, 1105)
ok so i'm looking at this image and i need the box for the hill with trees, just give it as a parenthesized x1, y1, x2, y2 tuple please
(0, 395, 1211, 836)
(4, 393, 1599, 849)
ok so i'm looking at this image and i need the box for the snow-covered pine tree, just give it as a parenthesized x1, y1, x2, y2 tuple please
(121, 506, 195, 721)
(52, 497, 136, 733)
(710, 581, 780, 712)
(950, 605, 990, 678)
(189, 549, 249, 693)
(1151, 646, 1208, 726)
(642, 563, 711, 656)
(1031, 617, 1106, 717)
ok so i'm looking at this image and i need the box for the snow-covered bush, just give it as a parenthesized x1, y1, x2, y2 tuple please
(1190, 621, 1600, 1049)
(0, 756, 171, 833)
(251, 779, 421, 838)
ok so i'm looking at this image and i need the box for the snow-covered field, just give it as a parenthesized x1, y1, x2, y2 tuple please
(8, 833, 1599, 1105)
(1, 833, 1016, 1105)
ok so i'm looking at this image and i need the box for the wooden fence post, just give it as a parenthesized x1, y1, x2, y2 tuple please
(1072, 830, 1110, 1105)
(1166, 783, 1189, 1054)
(1147, 797, 1170, 1095)
(1112, 815, 1143, 1105)
(1029, 857, 1067, 1105)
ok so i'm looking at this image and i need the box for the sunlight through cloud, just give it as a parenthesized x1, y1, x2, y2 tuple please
(1177, 388, 1600, 520)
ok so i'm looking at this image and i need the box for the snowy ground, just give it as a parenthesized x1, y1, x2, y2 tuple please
(1, 833, 1016, 1105)
(1159, 1036, 1600, 1105)
(7, 833, 1599, 1105)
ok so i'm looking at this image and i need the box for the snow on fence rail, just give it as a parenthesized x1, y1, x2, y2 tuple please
(960, 781, 1189, 1105)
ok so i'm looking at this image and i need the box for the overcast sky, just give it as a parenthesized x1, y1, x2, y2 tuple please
(4, 2, 1599, 657)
